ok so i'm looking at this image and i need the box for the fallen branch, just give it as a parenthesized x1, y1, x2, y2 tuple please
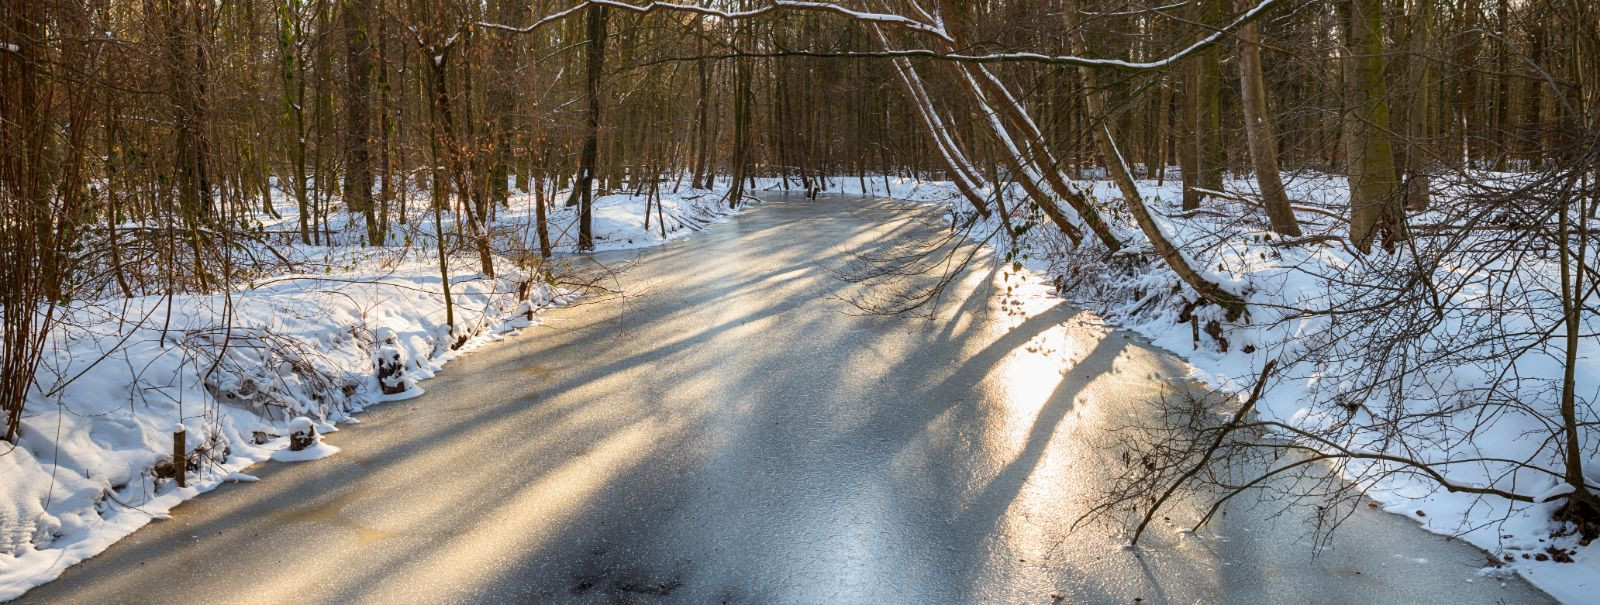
(1131, 359, 1276, 545)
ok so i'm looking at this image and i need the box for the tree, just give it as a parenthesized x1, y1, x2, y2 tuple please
(277, 0, 312, 244)
(1344, 0, 1403, 253)
(1068, 4, 1245, 319)
(1181, 0, 1226, 210)
(1398, 0, 1434, 210)
(343, 0, 379, 244)
(564, 3, 606, 251)
(1235, 0, 1300, 235)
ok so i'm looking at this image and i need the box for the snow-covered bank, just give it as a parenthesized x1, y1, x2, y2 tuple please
(538, 186, 750, 253)
(861, 173, 1597, 603)
(0, 182, 752, 601)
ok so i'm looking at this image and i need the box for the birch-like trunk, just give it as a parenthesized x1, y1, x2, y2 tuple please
(1067, 5, 1245, 318)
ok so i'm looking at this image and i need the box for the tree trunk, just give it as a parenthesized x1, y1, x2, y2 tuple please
(534, 162, 552, 258)
(1182, 0, 1225, 210)
(567, 5, 605, 250)
(692, 19, 712, 190)
(1401, 0, 1434, 210)
(1067, 6, 1245, 319)
(277, 0, 310, 244)
(881, 53, 993, 218)
(1345, 0, 1404, 253)
(727, 41, 751, 208)
(963, 64, 1120, 250)
(342, 0, 378, 244)
(1235, 0, 1302, 235)
(1556, 171, 1596, 522)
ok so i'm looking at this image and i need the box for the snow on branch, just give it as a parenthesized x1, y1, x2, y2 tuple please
(477, 0, 953, 44)
(1078, 1, 1192, 18)
(530, 0, 1280, 71)
(875, 0, 1280, 70)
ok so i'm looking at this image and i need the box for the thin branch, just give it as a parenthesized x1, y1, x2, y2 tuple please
(484, 0, 1282, 71)
(1131, 359, 1277, 545)
(478, 0, 953, 43)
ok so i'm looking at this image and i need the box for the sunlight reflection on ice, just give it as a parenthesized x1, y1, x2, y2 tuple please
(354, 418, 676, 602)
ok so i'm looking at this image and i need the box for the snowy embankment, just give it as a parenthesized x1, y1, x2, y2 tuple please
(841, 172, 1598, 602)
(0, 183, 749, 600)
(532, 185, 748, 253)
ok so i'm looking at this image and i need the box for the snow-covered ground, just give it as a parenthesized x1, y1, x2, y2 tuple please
(0, 180, 753, 601)
(838, 172, 1598, 603)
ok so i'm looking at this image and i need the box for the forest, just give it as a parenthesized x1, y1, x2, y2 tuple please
(3, 0, 1600, 602)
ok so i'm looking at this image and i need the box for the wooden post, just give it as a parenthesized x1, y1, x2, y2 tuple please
(1191, 315, 1201, 350)
(173, 426, 187, 488)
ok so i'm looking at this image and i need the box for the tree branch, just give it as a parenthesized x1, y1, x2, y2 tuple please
(1131, 359, 1276, 545)
(477, 0, 953, 43)
(481, 0, 1283, 71)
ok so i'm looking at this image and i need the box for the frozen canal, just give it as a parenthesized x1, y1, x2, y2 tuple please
(17, 194, 1552, 604)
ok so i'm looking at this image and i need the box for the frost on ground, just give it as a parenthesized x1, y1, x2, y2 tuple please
(851, 172, 1598, 603)
(0, 180, 751, 601)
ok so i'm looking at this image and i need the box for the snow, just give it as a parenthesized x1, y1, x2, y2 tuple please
(1536, 483, 1578, 505)
(271, 441, 340, 463)
(0, 178, 753, 601)
(865, 171, 1598, 603)
(272, 414, 340, 463)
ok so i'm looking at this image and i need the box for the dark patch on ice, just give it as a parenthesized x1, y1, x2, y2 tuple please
(618, 578, 682, 596)
(568, 555, 685, 601)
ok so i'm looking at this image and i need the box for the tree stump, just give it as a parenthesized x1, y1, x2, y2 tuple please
(288, 417, 318, 451)
(377, 346, 407, 395)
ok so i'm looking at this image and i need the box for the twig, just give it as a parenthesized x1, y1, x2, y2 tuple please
(1131, 359, 1276, 545)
